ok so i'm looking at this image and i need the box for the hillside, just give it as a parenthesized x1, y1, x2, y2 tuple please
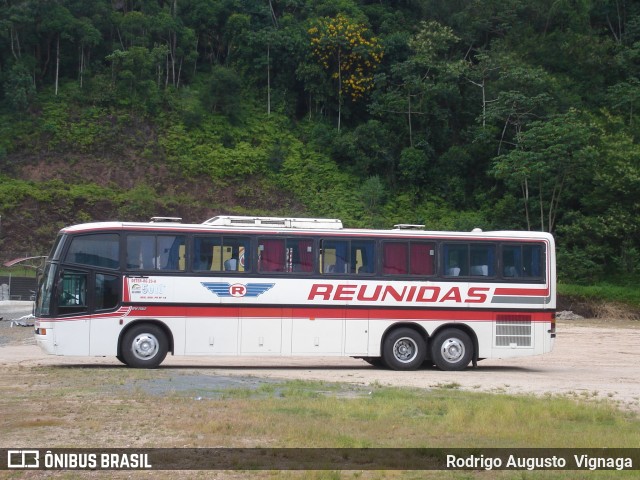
(1, 0, 639, 285)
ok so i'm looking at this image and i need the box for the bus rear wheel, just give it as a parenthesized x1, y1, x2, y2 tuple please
(120, 324, 168, 369)
(430, 328, 472, 371)
(382, 328, 426, 370)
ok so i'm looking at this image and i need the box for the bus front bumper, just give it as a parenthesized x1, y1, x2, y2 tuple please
(34, 321, 56, 355)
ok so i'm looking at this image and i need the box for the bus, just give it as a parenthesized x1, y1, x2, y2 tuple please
(34, 215, 556, 371)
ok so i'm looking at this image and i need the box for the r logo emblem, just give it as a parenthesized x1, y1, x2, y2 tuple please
(202, 282, 274, 298)
(229, 284, 247, 297)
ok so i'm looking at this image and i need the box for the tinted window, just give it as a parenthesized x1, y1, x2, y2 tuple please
(321, 239, 375, 275)
(57, 270, 88, 315)
(258, 238, 286, 272)
(258, 238, 314, 273)
(65, 234, 120, 269)
(127, 235, 186, 271)
(444, 244, 495, 277)
(383, 241, 435, 276)
(502, 244, 545, 279)
(194, 236, 251, 272)
(285, 238, 314, 273)
(410, 242, 436, 275)
(50, 235, 66, 261)
(96, 273, 119, 310)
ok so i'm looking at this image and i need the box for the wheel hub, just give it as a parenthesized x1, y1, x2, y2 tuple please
(132, 333, 159, 360)
(393, 337, 418, 363)
(441, 338, 465, 363)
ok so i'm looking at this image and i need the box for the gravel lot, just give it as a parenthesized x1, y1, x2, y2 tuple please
(1, 301, 639, 410)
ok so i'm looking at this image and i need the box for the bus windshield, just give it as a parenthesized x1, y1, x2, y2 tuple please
(35, 264, 56, 317)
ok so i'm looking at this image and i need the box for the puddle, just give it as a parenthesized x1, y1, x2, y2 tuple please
(120, 373, 371, 400)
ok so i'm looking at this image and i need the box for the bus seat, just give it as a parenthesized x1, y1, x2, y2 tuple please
(504, 266, 518, 277)
(470, 265, 488, 276)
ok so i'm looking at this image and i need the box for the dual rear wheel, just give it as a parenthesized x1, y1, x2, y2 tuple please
(382, 327, 473, 371)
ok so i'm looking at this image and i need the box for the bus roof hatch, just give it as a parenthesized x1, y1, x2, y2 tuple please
(203, 216, 343, 230)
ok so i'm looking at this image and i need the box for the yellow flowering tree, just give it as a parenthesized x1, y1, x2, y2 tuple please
(309, 14, 383, 130)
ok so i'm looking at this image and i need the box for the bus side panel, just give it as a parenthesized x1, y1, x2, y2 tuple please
(55, 318, 90, 356)
(344, 319, 369, 355)
(240, 317, 282, 354)
(89, 317, 120, 356)
(291, 317, 343, 355)
(185, 314, 239, 355)
(470, 321, 495, 359)
(367, 320, 395, 357)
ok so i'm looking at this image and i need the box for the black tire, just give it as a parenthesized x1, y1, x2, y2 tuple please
(430, 328, 473, 371)
(120, 324, 168, 368)
(382, 328, 426, 370)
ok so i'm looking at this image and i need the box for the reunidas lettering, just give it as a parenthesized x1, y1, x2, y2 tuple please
(308, 284, 491, 304)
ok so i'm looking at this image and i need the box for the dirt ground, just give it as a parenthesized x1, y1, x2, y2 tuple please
(1, 302, 639, 411)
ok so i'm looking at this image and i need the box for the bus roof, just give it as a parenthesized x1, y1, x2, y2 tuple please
(59, 216, 554, 242)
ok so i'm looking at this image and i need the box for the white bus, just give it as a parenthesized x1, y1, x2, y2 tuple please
(34, 216, 556, 371)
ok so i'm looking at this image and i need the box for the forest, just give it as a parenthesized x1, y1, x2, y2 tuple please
(0, 0, 638, 285)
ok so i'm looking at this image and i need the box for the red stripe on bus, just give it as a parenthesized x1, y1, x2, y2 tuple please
(115, 305, 554, 322)
(493, 287, 550, 296)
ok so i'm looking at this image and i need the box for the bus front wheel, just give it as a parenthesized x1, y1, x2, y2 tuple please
(430, 328, 472, 371)
(120, 324, 168, 369)
(382, 328, 426, 370)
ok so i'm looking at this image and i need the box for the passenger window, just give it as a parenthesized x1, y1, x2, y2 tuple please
(193, 236, 250, 272)
(444, 244, 495, 277)
(352, 240, 375, 274)
(470, 245, 495, 276)
(285, 238, 314, 273)
(65, 234, 120, 269)
(127, 235, 186, 271)
(383, 242, 408, 274)
(257, 237, 314, 273)
(258, 238, 286, 272)
(410, 242, 435, 275)
(502, 244, 544, 279)
(383, 242, 435, 276)
(444, 244, 468, 277)
(96, 273, 119, 310)
(158, 236, 186, 270)
(321, 239, 375, 275)
(320, 240, 349, 274)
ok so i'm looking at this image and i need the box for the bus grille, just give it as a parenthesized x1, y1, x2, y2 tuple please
(495, 315, 532, 347)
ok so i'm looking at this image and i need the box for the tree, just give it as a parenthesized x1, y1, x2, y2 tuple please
(201, 65, 243, 121)
(106, 45, 168, 111)
(491, 110, 597, 232)
(3, 62, 36, 112)
(308, 13, 383, 131)
(73, 17, 101, 89)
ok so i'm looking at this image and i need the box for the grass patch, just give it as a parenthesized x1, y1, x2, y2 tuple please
(558, 283, 640, 318)
(1, 368, 639, 478)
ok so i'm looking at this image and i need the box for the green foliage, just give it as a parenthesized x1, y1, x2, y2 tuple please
(558, 282, 640, 310)
(0, 0, 639, 287)
(278, 140, 361, 223)
(492, 110, 598, 232)
(200, 66, 244, 122)
(3, 63, 36, 113)
(159, 114, 285, 180)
